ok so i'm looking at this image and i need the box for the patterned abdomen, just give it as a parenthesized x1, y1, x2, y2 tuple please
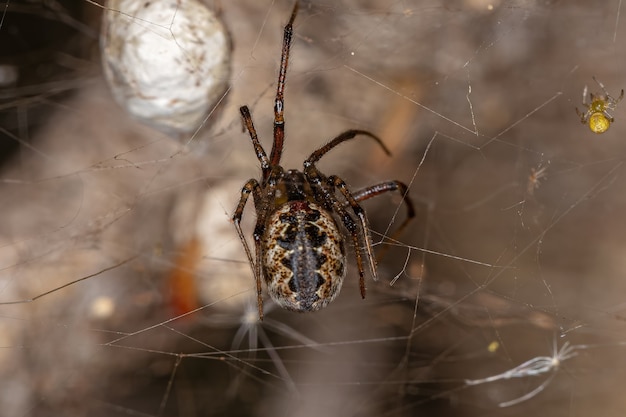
(262, 201, 346, 312)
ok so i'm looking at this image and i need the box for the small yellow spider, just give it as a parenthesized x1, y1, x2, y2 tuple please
(575, 76, 624, 134)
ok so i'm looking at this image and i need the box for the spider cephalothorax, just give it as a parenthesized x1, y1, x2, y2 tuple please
(233, 3, 415, 319)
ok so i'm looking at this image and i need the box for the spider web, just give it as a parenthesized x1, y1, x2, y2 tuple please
(1, 0, 626, 416)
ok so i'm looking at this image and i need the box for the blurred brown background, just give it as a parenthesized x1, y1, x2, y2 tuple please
(1, 0, 626, 416)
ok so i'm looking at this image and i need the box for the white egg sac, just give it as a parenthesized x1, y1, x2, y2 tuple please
(101, 0, 231, 134)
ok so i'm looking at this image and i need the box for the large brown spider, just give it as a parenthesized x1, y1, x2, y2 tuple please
(233, 2, 415, 320)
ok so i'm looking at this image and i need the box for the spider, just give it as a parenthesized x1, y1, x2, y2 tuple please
(233, 2, 415, 320)
(526, 164, 547, 196)
(575, 76, 624, 134)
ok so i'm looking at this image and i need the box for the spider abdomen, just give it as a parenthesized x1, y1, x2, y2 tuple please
(262, 201, 346, 312)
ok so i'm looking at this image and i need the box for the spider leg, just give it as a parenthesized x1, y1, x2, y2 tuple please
(581, 84, 588, 106)
(305, 167, 369, 298)
(269, 2, 299, 167)
(575, 107, 587, 124)
(240, 106, 271, 181)
(336, 204, 368, 299)
(304, 130, 391, 167)
(593, 76, 610, 96)
(608, 89, 625, 108)
(351, 180, 416, 249)
(328, 175, 379, 284)
(603, 110, 615, 123)
(233, 178, 266, 320)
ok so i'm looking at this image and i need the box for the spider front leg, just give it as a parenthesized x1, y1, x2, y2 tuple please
(270, 2, 299, 167)
(240, 106, 271, 181)
(593, 76, 624, 104)
(233, 179, 266, 320)
(575, 84, 590, 124)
